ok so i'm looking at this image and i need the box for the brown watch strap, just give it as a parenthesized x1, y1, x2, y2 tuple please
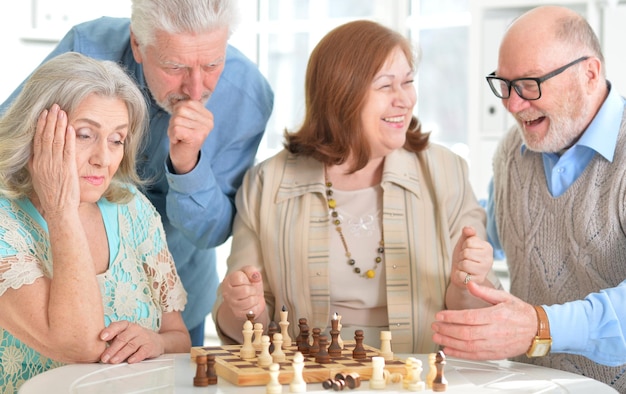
(533, 305, 550, 339)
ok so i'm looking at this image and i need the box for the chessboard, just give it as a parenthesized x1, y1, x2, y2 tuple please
(191, 341, 406, 386)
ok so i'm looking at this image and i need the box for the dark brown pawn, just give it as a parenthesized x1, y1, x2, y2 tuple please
(322, 379, 334, 389)
(309, 327, 321, 357)
(267, 321, 279, 353)
(345, 373, 361, 389)
(332, 379, 346, 391)
(352, 329, 366, 359)
(206, 354, 218, 385)
(432, 350, 448, 392)
(297, 318, 310, 355)
(334, 372, 347, 382)
(193, 355, 209, 387)
(315, 334, 331, 364)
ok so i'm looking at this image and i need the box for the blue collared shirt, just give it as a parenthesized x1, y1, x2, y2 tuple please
(0, 17, 274, 330)
(487, 84, 626, 365)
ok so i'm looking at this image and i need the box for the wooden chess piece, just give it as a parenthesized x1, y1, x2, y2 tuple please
(378, 330, 393, 360)
(246, 310, 256, 323)
(206, 354, 218, 385)
(345, 373, 361, 389)
(289, 351, 306, 393)
(408, 358, 425, 391)
(268, 320, 279, 354)
(328, 315, 342, 358)
(332, 380, 345, 391)
(279, 305, 293, 347)
(403, 357, 416, 389)
(266, 363, 282, 394)
(240, 320, 256, 359)
(426, 353, 437, 389)
(309, 327, 321, 357)
(193, 354, 209, 387)
(258, 335, 273, 367)
(352, 329, 366, 359)
(432, 350, 448, 392)
(272, 332, 286, 363)
(369, 356, 386, 389)
(314, 334, 331, 364)
(253, 322, 264, 351)
(336, 314, 344, 349)
(297, 318, 310, 355)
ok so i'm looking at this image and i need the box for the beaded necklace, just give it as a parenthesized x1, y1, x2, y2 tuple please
(324, 176, 384, 279)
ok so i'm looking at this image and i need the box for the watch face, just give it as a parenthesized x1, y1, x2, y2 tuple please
(534, 343, 550, 355)
(528, 339, 552, 357)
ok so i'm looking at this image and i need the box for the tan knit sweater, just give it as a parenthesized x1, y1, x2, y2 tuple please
(493, 120, 626, 391)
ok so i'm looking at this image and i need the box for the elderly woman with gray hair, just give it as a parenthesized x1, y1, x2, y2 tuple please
(0, 52, 190, 392)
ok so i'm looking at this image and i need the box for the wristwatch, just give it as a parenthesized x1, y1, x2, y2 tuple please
(526, 305, 552, 357)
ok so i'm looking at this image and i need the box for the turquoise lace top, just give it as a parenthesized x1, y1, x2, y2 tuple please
(0, 188, 187, 393)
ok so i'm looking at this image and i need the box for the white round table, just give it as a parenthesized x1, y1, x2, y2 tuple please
(19, 353, 618, 393)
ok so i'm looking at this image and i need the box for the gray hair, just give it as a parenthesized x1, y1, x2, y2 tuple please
(131, 0, 240, 47)
(0, 52, 148, 203)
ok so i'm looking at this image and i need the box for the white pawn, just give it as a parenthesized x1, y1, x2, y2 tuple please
(240, 320, 256, 360)
(289, 352, 306, 393)
(279, 307, 292, 347)
(369, 356, 386, 389)
(272, 333, 286, 363)
(379, 331, 393, 360)
(258, 335, 273, 367)
(408, 358, 425, 391)
(267, 363, 282, 394)
(403, 357, 417, 389)
(253, 322, 264, 351)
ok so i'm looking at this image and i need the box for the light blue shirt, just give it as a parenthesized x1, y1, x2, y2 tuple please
(0, 17, 274, 330)
(487, 84, 626, 365)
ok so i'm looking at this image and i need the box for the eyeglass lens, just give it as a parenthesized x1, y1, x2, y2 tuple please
(492, 79, 541, 100)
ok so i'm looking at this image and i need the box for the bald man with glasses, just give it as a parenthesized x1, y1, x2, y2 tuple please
(431, 5, 626, 392)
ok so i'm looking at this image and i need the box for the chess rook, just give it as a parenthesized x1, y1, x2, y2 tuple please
(369, 356, 386, 389)
(378, 330, 393, 360)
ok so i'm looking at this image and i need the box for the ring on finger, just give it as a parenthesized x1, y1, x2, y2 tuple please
(463, 273, 472, 285)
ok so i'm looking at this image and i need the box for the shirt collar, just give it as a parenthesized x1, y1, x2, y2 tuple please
(520, 82, 625, 161)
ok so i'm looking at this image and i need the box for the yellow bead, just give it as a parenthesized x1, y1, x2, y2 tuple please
(328, 199, 336, 209)
(365, 270, 375, 278)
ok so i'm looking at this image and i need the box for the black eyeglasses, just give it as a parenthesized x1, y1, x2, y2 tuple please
(485, 56, 589, 100)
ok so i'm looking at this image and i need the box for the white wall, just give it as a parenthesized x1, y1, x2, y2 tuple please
(0, 1, 131, 103)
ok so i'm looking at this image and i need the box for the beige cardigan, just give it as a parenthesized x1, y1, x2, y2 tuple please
(214, 144, 494, 353)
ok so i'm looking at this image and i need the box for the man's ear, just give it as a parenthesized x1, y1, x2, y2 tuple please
(129, 29, 143, 64)
(583, 56, 602, 93)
